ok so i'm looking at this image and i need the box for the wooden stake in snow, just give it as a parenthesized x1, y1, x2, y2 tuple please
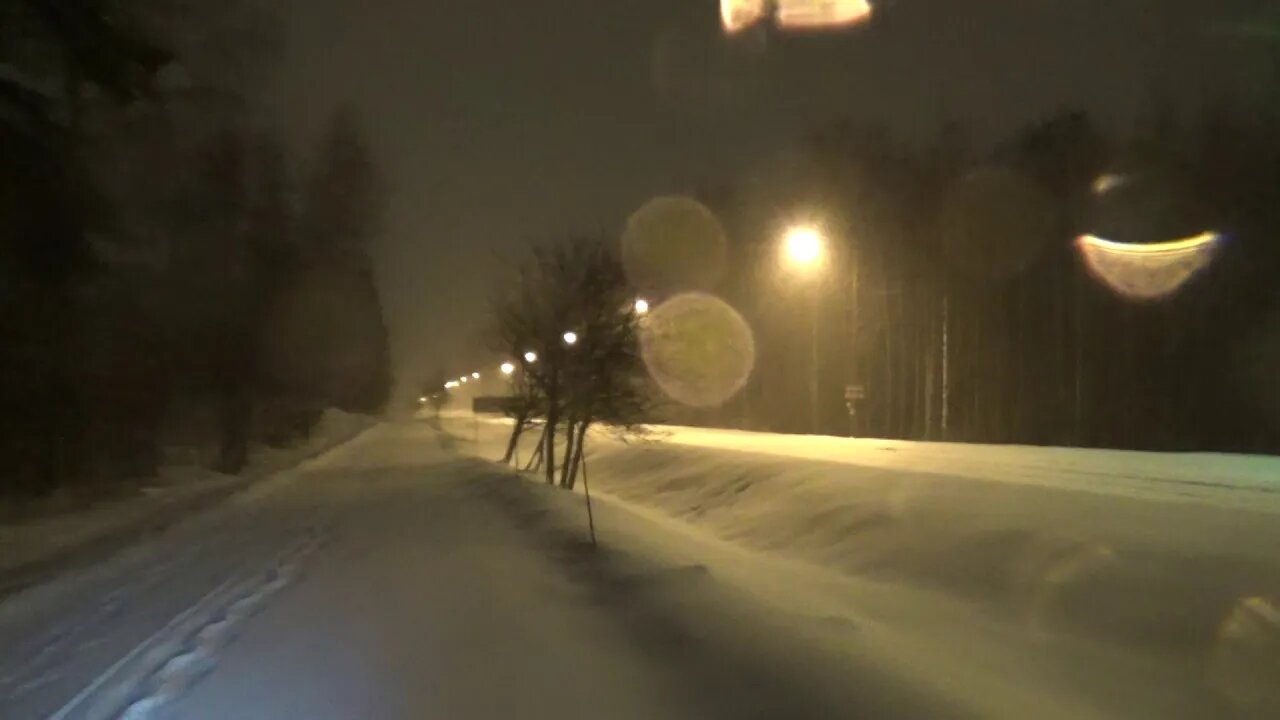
(581, 454, 597, 548)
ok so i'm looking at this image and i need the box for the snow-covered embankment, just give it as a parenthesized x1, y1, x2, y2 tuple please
(452, 416, 1280, 717)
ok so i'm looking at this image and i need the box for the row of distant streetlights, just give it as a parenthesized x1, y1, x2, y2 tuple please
(440, 298, 651, 392)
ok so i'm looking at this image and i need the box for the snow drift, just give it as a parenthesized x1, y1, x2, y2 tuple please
(453, 417, 1280, 715)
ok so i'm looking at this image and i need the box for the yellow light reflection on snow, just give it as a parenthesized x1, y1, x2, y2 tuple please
(776, 0, 873, 30)
(721, 0, 767, 34)
(1076, 231, 1221, 301)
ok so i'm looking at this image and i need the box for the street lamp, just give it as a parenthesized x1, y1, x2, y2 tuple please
(523, 351, 538, 363)
(471, 372, 481, 379)
(781, 224, 827, 434)
(783, 225, 825, 268)
(562, 331, 578, 346)
(634, 298, 650, 315)
(500, 362, 515, 375)
(460, 376, 468, 384)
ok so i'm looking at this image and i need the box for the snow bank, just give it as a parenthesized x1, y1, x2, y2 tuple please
(654, 425, 1280, 507)
(0, 409, 377, 596)
(446, 417, 1280, 715)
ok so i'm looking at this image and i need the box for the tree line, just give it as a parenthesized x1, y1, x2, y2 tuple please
(1, 1, 391, 502)
(475, 103, 1280, 457)
(693, 104, 1280, 453)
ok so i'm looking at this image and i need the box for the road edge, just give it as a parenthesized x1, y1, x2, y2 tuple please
(0, 421, 381, 600)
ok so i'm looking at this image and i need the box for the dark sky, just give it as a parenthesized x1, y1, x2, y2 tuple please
(258, 0, 1269, 398)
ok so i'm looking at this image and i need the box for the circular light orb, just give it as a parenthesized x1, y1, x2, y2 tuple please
(523, 351, 538, 363)
(460, 377, 468, 383)
(471, 372, 481, 379)
(563, 331, 578, 346)
(622, 196, 727, 293)
(640, 293, 756, 408)
(634, 298, 650, 315)
(500, 362, 515, 375)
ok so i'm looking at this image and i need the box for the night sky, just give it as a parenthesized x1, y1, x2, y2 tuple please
(257, 0, 1269, 398)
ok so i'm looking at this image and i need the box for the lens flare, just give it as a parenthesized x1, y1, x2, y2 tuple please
(721, 0, 872, 33)
(1091, 173, 1129, 195)
(622, 196, 727, 293)
(1210, 596, 1280, 713)
(1076, 232, 1222, 301)
(641, 293, 755, 408)
(776, 0, 873, 31)
(721, 0, 767, 34)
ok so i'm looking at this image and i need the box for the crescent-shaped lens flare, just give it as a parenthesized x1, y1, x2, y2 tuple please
(1076, 231, 1222, 300)
(775, 0, 873, 30)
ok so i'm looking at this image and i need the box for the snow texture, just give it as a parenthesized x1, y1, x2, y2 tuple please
(0, 409, 374, 596)
(451, 415, 1280, 718)
(4, 416, 1278, 719)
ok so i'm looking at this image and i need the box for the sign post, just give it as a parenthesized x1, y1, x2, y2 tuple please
(844, 383, 866, 437)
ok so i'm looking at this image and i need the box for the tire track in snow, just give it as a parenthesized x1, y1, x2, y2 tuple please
(46, 521, 331, 720)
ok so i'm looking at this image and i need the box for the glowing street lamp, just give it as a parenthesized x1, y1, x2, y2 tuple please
(523, 351, 538, 363)
(500, 362, 515, 375)
(562, 331, 578, 346)
(460, 376, 468, 384)
(471, 372, 481, 379)
(634, 298, 650, 315)
(781, 224, 829, 434)
(783, 225, 825, 269)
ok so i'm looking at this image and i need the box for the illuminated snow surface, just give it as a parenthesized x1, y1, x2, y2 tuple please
(4, 416, 1279, 718)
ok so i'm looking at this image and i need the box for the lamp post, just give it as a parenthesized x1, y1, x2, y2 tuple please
(782, 225, 826, 434)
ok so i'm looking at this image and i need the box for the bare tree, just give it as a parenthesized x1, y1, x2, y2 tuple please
(489, 236, 649, 486)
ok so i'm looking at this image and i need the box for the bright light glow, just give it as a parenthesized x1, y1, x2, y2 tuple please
(471, 372, 481, 379)
(500, 362, 515, 375)
(563, 331, 578, 346)
(776, 0, 873, 31)
(418, 396, 427, 403)
(1092, 173, 1128, 195)
(783, 226, 825, 268)
(721, 0, 767, 33)
(523, 351, 538, 363)
(634, 298, 650, 315)
(1077, 232, 1222, 301)
(460, 376, 468, 383)
(444, 381, 459, 389)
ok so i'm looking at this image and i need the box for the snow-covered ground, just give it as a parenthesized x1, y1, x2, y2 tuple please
(4, 417, 1278, 718)
(0, 409, 375, 598)
(446, 415, 1280, 718)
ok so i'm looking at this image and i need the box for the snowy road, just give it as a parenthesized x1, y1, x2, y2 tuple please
(4, 419, 1274, 719)
(1, 422, 957, 719)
